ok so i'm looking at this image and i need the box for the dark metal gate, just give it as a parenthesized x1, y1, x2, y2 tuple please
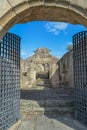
(0, 32, 20, 130)
(73, 31, 87, 125)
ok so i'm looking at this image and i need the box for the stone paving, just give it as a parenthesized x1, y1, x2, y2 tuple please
(8, 113, 87, 130)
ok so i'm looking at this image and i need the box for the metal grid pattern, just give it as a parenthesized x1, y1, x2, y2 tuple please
(73, 31, 87, 125)
(0, 33, 20, 130)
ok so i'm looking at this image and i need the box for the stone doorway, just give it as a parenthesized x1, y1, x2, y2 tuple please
(36, 72, 49, 79)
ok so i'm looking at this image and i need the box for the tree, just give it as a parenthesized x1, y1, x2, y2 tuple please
(66, 44, 73, 51)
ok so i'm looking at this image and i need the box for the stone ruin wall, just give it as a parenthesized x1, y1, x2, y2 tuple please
(58, 50, 73, 88)
(47, 49, 73, 88)
(20, 48, 73, 89)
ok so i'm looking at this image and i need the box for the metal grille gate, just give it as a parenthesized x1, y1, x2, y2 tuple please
(73, 31, 87, 125)
(0, 32, 20, 130)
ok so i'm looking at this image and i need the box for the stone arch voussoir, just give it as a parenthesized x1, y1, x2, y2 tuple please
(0, 0, 87, 39)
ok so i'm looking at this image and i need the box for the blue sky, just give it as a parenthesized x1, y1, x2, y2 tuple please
(9, 21, 86, 59)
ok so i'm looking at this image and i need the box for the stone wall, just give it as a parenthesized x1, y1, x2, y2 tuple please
(20, 60, 36, 88)
(58, 50, 73, 88)
(50, 63, 59, 87)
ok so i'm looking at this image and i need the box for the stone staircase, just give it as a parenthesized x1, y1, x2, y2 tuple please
(20, 86, 74, 115)
(20, 73, 74, 115)
(36, 78, 52, 88)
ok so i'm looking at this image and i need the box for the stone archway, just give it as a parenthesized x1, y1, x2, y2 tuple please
(0, 1, 87, 129)
(0, 0, 87, 38)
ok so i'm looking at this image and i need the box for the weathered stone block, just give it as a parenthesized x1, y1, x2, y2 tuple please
(0, 0, 11, 18)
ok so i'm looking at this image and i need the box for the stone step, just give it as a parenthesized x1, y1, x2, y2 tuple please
(21, 87, 73, 92)
(36, 84, 52, 87)
(36, 80, 51, 84)
(20, 89, 73, 100)
(21, 93, 73, 100)
(20, 106, 74, 114)
(20, 88, 74, 115)
(20, 99, 73, 107)
(36, 78, 51, 81)
(36, 79, 52, 87)
(20, 98, 74, 114)
(45, 106, 74, 113)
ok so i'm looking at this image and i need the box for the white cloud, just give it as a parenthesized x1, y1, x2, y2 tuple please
(45, 22, 68, 35)
(28, 53, 34, 57)
(67, 42, 72, 45)
(21, 50, 27, 56)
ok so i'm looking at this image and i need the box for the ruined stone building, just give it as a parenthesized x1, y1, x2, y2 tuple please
(20, 48, 73, 89)
(20, 48, 59, 88)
